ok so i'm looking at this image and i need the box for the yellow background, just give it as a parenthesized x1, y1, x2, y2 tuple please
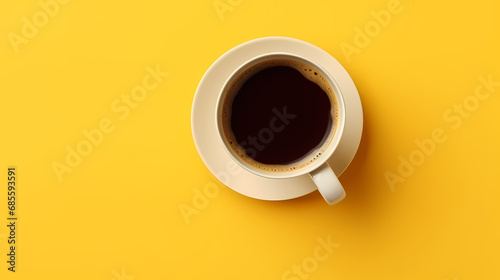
(1, 0, 499, 279)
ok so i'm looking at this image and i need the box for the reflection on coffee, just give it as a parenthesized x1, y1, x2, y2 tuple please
(222, 59, 339, 172)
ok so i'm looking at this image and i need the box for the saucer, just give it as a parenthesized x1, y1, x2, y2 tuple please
(191, 37, 363, 201)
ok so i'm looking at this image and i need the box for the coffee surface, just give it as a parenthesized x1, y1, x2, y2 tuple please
(227, 63, 335, 168)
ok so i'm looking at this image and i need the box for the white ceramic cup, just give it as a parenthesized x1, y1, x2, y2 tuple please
(215, 53, 346, 205)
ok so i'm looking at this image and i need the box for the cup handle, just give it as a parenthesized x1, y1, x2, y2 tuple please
(308, 162, 346, 205)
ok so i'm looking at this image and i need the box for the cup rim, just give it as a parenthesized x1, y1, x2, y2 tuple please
(215, 52, 346, 179)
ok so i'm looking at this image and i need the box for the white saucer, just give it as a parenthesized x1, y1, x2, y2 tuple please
(191, 37, 363, 201)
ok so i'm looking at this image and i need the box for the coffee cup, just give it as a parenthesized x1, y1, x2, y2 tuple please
(215, 53, 346, 205)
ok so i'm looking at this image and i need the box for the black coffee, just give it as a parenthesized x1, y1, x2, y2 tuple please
(222, 59, 338, 172)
